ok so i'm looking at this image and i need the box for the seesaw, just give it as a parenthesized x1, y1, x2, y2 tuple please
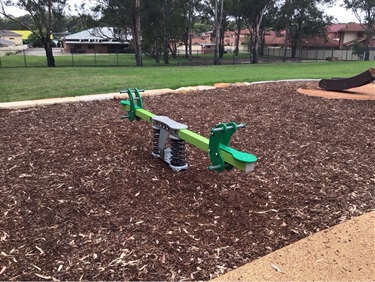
(120, 88, 257, 172)
(319, 68, 375, 91)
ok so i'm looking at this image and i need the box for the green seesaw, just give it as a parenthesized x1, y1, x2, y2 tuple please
(120, 88, 257, 172)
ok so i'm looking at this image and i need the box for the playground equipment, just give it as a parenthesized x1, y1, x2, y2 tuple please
(319, 68, 375, 91)
(120, 88, 257, 172)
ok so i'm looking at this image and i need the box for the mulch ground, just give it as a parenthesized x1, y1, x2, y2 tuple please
(1, 81, 374, 281)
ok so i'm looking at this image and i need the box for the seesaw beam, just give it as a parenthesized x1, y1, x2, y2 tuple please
(120, 93, 257, 172)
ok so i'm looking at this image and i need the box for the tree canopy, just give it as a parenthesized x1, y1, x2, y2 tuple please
(1, 0, 356, 66)
(343, 0, 375, 60)
(0, 0, 68, 66)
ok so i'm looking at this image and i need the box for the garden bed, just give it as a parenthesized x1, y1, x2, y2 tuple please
(0, 81, 374, 280)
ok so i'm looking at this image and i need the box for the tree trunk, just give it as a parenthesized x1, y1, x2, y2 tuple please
(214, 0, 223, 65)
(364, 38, 370, 61)
(169, 41, 177, 59)
(188, 14, 193, 61)
(155, 48, 160, 63)
(251, 24, 258, 64)
(259, 30, 265, 57)
(43, 37, 55, 67)
(163, 0, 169, 64)
(132, 0, 143, 66)
(283, 24, 289, 61)
(219, 28, 225, 59)
(252, 29, 258, 63)
(291, 42, 298, 58)
(234, 22, 241, 56)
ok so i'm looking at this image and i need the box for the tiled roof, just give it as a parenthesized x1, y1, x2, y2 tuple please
(338, 23, 365, 32)
(301, 37, 339, 48)
(328, 24, 345, 33)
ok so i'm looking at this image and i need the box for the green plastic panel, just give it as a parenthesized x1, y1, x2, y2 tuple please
(179, 129, 257, 172)
(120, 100, 155, 122)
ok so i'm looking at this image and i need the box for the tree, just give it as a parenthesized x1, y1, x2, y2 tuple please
(182, 0, 203, 60)
(0, 0, 68, 67)
(352, 41, 366, 59)
(0, 14, 34, 29)
(343, 0, 375, 61)
(140, 0, 164, 62)
(242, 0, 274, 64)
(93, 0, 143, 66)
(141, 0, 187, 64)
(58, 15, 97, 34)
(201, 0, 226, 65)
(227, 0, 245, 56)
(274, 0, 332, 59)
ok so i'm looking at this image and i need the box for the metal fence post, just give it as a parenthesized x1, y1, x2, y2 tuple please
(23, 49, 27, 67)
(71, 52, 74, 67)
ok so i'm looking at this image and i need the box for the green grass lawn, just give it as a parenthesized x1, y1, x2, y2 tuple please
(0, 61, 374, 102)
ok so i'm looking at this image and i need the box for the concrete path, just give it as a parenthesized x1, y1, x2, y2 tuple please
(211, 211, 375, 281)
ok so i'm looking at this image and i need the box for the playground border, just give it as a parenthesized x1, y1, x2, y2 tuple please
(0, 79, 320, 110)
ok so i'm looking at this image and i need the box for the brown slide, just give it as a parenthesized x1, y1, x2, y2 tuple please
(319, 68, 375, 91)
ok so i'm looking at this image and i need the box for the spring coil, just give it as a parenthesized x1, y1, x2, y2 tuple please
(152, 126, 161, 155)
(170, 137, 187, 167)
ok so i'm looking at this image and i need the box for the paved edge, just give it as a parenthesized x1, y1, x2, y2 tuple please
(0, 80, 320, 110)
(211, 211, 375, 281)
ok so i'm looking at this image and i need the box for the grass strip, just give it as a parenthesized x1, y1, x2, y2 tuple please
(1, 61, 374, 102)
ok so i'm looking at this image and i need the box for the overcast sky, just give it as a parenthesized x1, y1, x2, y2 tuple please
(3, 0, 360, 24)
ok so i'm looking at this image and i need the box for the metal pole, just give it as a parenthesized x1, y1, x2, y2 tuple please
(23, 49, 27, 68)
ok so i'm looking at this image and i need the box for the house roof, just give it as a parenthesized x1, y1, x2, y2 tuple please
(191, 37, 210, 45)
(0, 30, 22, 37)
(327, 24, 346, 33)
(11, 30, 33, 40)
(343, 37, 374, 47)
(0, 38, 15, 46)
(64, 27, 131, 41)
(265, 33, 286, 46)
(338, 23, 365, 32)
(301, 37, 339, 48)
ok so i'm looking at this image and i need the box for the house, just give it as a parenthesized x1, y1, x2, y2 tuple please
(0, 30, 23, 46)
(264, 30, 286, 47)
(11, 30, 33, 43)
(0, 38, 15, 47)
(63, 27, 132, 54)
(335, 23, 374, 49)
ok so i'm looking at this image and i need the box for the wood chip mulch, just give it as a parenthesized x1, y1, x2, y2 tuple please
(0, 81, 374, 281)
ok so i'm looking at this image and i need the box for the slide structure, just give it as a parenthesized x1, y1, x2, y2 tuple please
(319, 68, 375, 91)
